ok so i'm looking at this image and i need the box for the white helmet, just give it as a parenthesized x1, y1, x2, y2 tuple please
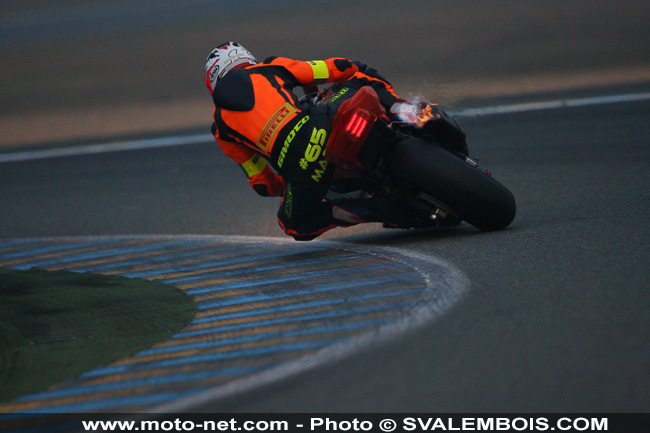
(204, 42, 257, 94)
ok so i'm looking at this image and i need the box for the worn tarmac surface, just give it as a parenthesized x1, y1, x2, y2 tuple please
(2, 95, 649, 411)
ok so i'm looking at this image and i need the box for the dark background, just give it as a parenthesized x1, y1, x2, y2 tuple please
(2, 0, 649, 146)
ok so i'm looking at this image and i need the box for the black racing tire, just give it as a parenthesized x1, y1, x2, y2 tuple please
(388, 137, 516, 231)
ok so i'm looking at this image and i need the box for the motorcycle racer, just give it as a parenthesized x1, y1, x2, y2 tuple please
(205, 42, 466, 240)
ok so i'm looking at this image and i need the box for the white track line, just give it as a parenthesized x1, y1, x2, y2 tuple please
(0, 133, 213, 164)
(1, 91, 649, 164)
(455, 91, 650, 117)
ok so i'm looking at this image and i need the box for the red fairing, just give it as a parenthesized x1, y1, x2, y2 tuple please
(327, 86, 389, 166)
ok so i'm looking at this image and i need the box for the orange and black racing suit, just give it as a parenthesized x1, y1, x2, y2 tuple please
(210, 56, 406, 240)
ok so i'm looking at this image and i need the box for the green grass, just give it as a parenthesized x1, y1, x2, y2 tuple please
(0, 267, 196, 403)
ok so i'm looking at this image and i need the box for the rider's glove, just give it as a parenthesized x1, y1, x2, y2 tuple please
(352, 60, 368, 72)
(352, 60, 388, 83)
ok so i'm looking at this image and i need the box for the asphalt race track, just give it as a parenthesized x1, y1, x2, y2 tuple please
(1, 90, 649, 412)
(0, 236, 467, 413)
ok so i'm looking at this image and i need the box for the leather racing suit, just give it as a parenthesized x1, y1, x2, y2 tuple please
(210, 56, 407, 240)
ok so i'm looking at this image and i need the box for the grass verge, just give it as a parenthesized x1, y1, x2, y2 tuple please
(0, 267, 196, 403)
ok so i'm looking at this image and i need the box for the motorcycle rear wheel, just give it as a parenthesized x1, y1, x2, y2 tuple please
(389, 137, 516, 231)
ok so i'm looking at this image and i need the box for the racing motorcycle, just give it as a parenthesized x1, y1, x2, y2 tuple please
(307, 85, 516, 231)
